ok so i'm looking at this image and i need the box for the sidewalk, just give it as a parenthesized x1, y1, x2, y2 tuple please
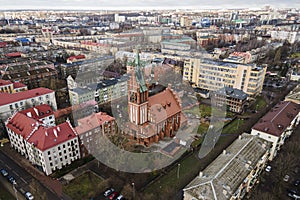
(0, 143, 63, 198)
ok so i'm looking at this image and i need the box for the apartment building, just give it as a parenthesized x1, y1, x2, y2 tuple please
(69, 76, 129, 106)
(19, 104, 56, 126)
(212, 87, 248, 113)
(251, 101, 300, 160)
(184, 133, 271, 200)
(75, 112, 116, 157)
(0, 79, 27, 93)
(5, 111, 80, 175)
(183, 58, 267, 96)
(0, 87, 57, 121)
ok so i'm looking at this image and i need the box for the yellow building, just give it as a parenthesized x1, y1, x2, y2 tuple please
(0, 79, 27, 93)
(183, 58, 266, 96)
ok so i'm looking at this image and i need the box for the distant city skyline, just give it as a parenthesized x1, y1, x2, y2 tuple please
(0, 0, 299, 10)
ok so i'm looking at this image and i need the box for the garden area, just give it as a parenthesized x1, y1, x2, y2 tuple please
(63, 171, 106, 200)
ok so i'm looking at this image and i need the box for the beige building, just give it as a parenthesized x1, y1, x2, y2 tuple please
(183, 59, 267, 96)
(183, 133, 271, 200)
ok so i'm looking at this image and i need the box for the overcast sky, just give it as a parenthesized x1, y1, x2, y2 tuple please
(0, 0, 298, 10)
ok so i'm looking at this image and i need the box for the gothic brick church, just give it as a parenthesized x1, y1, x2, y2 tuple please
(125, 52, 184, 147)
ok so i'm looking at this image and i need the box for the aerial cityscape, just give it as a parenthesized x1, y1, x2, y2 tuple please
(0, 1, 299, 200)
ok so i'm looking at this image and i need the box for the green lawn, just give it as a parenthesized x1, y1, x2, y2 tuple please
(184, 104, 211, 117)
(0, 182, 15, 200)
(221, 118, 245, 135)
(144, 153, 201, 198)
(63, 171, 105, 200)
(197, 123, 209, 135)
(250, 96, 267, 111)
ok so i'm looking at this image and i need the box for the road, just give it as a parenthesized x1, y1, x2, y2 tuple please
(0, 151, 61, 200)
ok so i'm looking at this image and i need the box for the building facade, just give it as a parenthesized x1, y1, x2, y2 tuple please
(5, 111, 80, 175)
(251, 101, 300, 160)
(0, 87, 57, 121)
(75, 112, 116, 157)
(183, 58, 267, 96)
(213, 87, 248, 113)
(125, 52, 183, 146)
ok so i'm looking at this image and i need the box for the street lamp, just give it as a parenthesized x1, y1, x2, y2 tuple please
(177, 163, 181, 179)
(13, 184, 18, 200)
(132, 182, 135, 199)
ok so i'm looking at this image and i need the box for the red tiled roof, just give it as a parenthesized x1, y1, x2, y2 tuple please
(75, 112, 115, 135)
(0, 87, 54, 106)
(12, 82, 26, 89)
(6, 112, 39, 139)
(6, 112, 77, 151)
(6, 52, 21, 57)
(0, 42, 7, 48)
(27, 121, 77, 151)
(0, 79, 12, 86)
(67, 55, 86, 61)
(19, 104, 53, 120)
(148, 87, 181, 124)
(252, 101, 300, 137)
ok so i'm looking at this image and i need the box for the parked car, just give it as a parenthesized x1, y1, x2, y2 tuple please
(265, 165, 272, 172)
(0, 169, 8, 177)
(7, 175, 16, 185)
(288, 189, 300, 199)
(25, 192, 34, 200)
(295, 180, 300, 187)
(109, 192, 119, 200)
(104, 188, 115, 197)
(284, 175, 290, 182)
(116, 194, 125, 200)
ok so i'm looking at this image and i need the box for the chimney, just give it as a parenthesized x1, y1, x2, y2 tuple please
(53, 129, 58, 137)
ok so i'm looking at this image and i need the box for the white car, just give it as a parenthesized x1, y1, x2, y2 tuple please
(116, 195, 125, 200)
(25, 192, 34, 200)
(265, 165, 272, 172)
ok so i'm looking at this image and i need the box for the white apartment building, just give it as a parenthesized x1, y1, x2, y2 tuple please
(5, 111, 80, 175)
(19, 104, 56, 126)
(183, 58, 267, 96)
(0, 87, 57, 121)
(251, 101, 300, 160)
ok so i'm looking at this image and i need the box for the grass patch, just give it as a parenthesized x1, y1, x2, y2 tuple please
(63, 171, 105, 200)
(144, 153, 201, 197)
(221, 118, 245, 134)
(250, 96, 267, 111)
(191, 137, 203, 148)
(184, 104, 211, 118)
(51, 155, 94, 178)
(197, 123, 209, 135)
(0, 182, 15, 200)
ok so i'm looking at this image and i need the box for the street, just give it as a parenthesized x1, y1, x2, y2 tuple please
(0, 150, 61, 200)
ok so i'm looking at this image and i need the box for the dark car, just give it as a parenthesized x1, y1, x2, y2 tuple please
(7, 176, 16, 185)
(104, 188, 115, 197)
(109, 192, 119, 200)
(294, 180, 300, 187)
